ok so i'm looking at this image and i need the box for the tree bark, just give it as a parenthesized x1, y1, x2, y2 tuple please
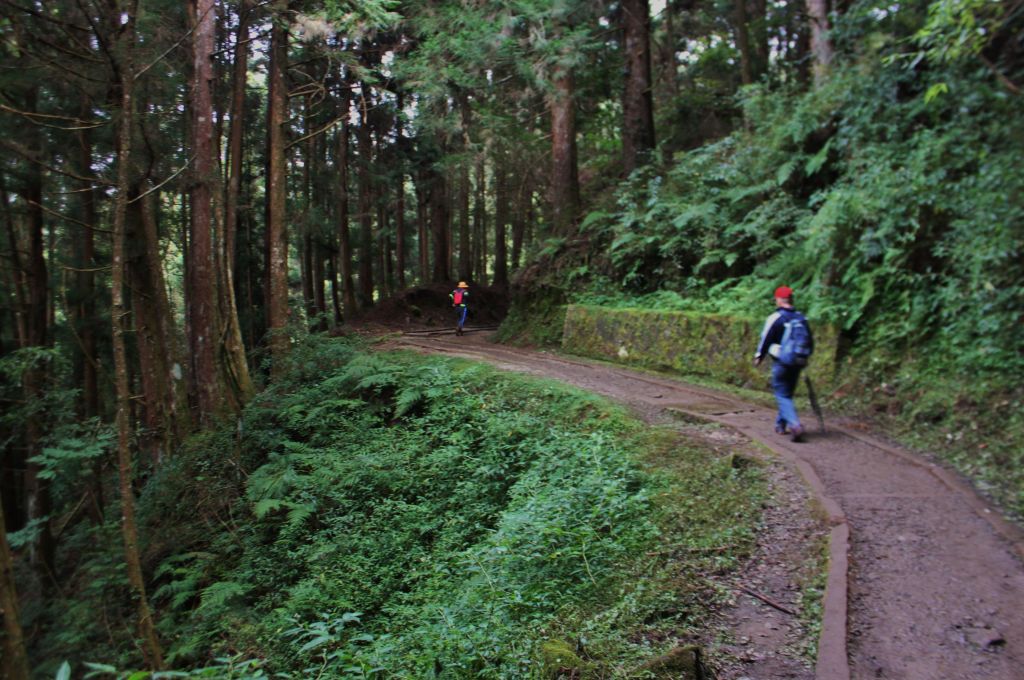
(394, 92, 407, 290)
(492, 153, 509, 287)
(429, 169, 450, 283)
(73, 97, 100, 421)
(109, 6, 164, 666)
(187, 0, 228, 423)
(335, 95, 357, 317)
(657, 1, 682, 105)
(549, 67, 580, 236)
(751, 0, 770, 78)
(266, 1, 291, 374)
(511, 173, 530, 271)
(474, 154, 487, 284)
(220, 0, 256, 405)
(456, 92, 473, 282)
(0, 172, 27, 351)
(127, 188, 190, 465)
(0, 490, 29, 680)
(301, 89, 317, 328)
(20, 86, 55, 585)
(416, 171, 430, 283)
(357, 82, 375, 307)
(327, 251, 343, 325)
(734, 0, 755, 85)
(807, 0, 833, 85)
(621, 0, 656, 173)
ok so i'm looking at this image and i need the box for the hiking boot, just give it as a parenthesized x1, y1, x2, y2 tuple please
(774, 424, 788, 435)
(790, 425, 805, 443)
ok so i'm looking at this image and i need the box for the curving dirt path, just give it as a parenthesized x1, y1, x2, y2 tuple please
(391, 330, 1024, 680)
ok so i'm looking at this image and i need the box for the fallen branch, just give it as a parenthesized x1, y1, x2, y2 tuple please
(735, 585, 799, 616)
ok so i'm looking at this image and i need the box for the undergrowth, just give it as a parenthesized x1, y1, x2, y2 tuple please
(40, 334, 767, 678)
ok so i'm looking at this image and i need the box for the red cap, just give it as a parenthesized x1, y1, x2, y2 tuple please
(774, 286, 793, 299)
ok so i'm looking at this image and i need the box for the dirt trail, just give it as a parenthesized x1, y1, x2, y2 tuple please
(392, 330, 1024, 680)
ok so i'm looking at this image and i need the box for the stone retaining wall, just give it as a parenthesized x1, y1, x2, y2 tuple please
(561, 305, 839, 386)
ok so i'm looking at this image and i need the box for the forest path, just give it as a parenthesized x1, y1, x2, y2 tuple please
(390, 329, 1024, 680)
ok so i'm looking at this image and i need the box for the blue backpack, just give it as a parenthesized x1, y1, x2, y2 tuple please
(777, 312, 812, 367)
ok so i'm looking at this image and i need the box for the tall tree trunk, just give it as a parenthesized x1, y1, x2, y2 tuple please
(734, 0, 755, 85)
(807, 0, 833, 84)
(266, 2, 291, 374)
(127, 187, 191, 464)
(394, 92, 407, 290)
(459, 164, 472, 282)
(0, 172, 27, 350)
(109, 7, 164, 666)
(549, 67, 580, 236)
(21, 86, 55, 584)
(511, 173, 529, 271)
(474, 154, 487, 284)
(658, 1, 682, 105)
(429, 169, 450, 283)
(0, 210, 25, 527)
(492, 154, 509, 287)
(416, 172, 430, 283)
(328, 252, 343, 325)
(356, 83, 375, 307)
(312, 119, 327, 327)
(336, 106, 357, 317)
(456, 91, 472, 282)
(301, 90, 317, 327)
(188, 0, 227, 422)
(0, 490, 29, 680)
(621, 0, 656, 173)
(73, 98, 100, 421)
(751, 0, 770, 79)
(220, 0, 256, 405)
(378, 203, 393, 297)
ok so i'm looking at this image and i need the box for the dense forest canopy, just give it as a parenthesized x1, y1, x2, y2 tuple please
(0, 0, 1021, 675)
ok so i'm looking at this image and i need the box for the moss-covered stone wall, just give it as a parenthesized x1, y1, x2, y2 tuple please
(561, 305, 839, 386)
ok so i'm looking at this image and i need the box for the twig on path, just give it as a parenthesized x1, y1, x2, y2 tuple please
(736, 585, 799, 616)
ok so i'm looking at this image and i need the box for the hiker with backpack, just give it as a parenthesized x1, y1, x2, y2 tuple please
(450, 281, 470, 336)
(754, 286, 814, 442)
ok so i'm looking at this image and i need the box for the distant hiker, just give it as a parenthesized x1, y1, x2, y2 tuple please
(754, 286, 814, 442)
(450, 281, 470, 336)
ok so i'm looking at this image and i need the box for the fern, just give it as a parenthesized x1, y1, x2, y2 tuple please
(199, 581, 252, 613)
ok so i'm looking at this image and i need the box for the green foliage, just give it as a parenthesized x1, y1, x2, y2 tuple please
(495, 285, 568, 347)
(571, 1, 1023, 380)
(46, 334, 765, 677)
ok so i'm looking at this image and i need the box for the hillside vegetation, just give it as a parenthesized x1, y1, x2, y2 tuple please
(31, 337, 768, 677)
(508, 1, 1024, 512)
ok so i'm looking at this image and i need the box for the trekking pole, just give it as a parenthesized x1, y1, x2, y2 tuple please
(804, 375, 826, 433)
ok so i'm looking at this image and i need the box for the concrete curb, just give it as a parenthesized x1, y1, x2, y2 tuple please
(669, 410, 852, 680)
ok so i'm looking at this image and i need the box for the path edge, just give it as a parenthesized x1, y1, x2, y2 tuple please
(675, 411, 852, 680)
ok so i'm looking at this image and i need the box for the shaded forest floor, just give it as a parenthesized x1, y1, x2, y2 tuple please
(385, 329, 1024, 679)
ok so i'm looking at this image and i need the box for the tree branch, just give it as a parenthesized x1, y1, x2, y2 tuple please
(127, 155, 197, 205)
(0, 139, 114, 187)
(285, 113, 347, 150)
(0, 103, 106, 131)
